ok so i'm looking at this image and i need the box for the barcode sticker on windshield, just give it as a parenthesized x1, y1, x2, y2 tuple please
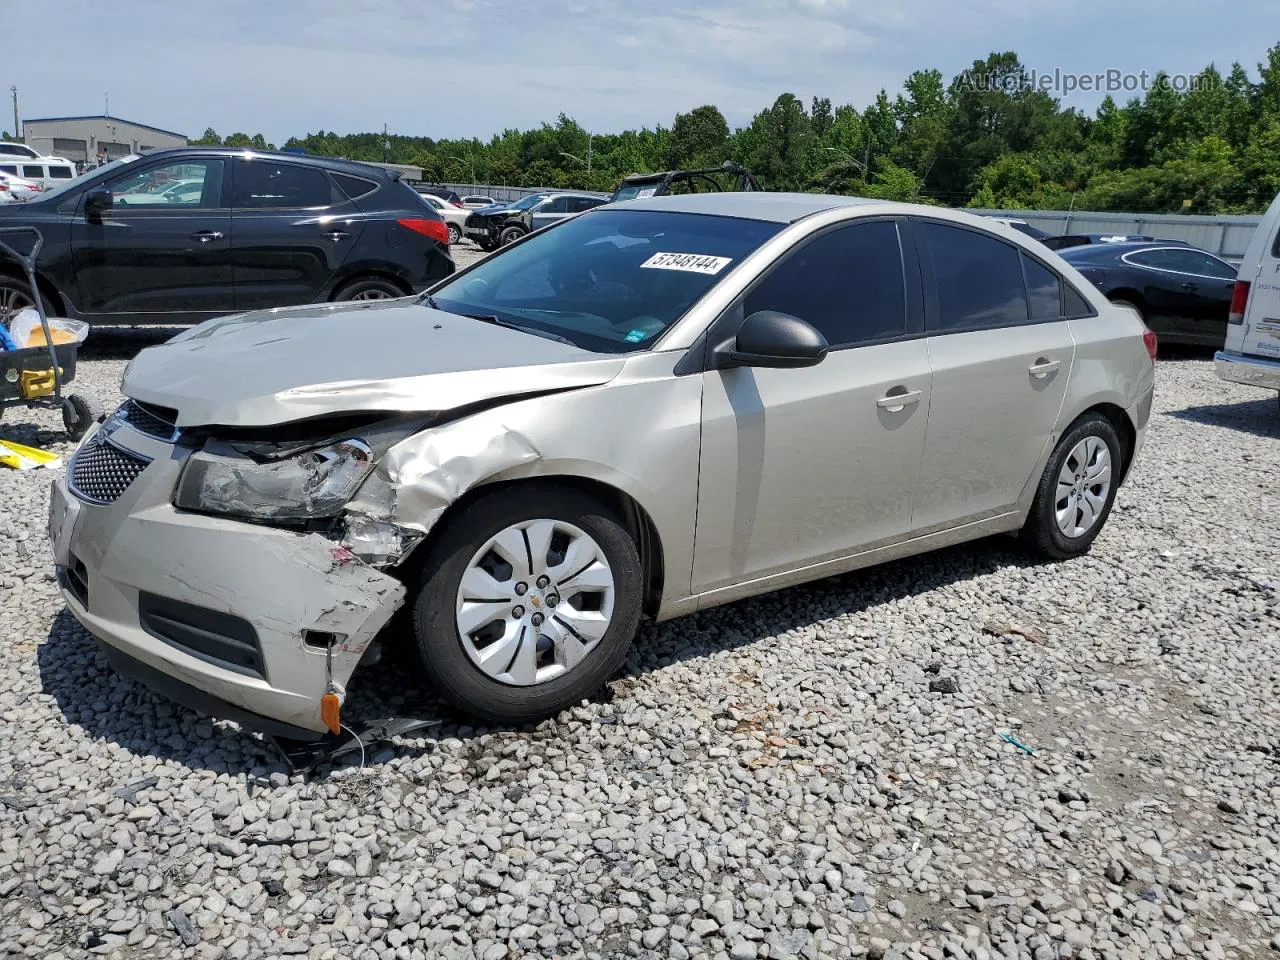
(640, 252, 733, 275)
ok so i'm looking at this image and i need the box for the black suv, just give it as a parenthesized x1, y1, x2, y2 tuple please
(0, 148, 454, 324)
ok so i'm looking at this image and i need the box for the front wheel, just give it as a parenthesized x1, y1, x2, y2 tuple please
(1020, 412, 1122, 560)
(412, 485, 643, 724)
(62, 391, 104, 441)
(499, 226, 526, 246)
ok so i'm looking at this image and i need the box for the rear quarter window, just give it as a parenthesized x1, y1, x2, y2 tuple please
(332, 173, 379, 201)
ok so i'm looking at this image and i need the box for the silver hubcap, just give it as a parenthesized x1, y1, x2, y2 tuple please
(455, 519, 615, 686)
(1055, 436, 1112, 538)
(0, 284, 33, 323)
(351, 288, 393, 301)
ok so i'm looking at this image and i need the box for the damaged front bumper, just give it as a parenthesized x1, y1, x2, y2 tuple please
(49, 422, 406, 738)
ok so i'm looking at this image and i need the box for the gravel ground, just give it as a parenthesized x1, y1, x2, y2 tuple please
(1, 281, 1278, 960)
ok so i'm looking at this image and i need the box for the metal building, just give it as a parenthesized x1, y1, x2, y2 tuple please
(22, 115, 187, 164)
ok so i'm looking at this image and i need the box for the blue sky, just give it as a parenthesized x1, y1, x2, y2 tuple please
(11, 0, 1278, 146)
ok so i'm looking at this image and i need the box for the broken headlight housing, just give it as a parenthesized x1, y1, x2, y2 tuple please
(175, 438, 377, 521)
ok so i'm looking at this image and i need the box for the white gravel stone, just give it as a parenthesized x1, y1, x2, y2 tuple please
(1, 323, 1276, 958)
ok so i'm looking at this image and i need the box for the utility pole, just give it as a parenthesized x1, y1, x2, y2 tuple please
(587, 132, 592, 173)
(383, 123, 389, 164)
(104, 91, 109, 117)
(10, 86, 18, 141)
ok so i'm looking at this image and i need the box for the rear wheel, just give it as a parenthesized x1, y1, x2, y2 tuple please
(1020, 412, 1122, 560)
(447, 223, 462, 245)
(499, 226, 526, 247)
(412, 485, 643, 724)
(331, 277, 405, 302)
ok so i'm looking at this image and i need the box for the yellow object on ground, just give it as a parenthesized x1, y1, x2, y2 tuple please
(18, 367, 62, 400)
(0, 439, 63, 471)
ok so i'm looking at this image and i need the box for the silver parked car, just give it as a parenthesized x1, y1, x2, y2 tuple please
(49, 193, 1156, 738)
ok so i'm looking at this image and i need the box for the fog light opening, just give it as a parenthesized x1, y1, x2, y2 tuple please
(341, 514, 422, 566)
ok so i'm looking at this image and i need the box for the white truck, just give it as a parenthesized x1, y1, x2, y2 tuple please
(1216, 191, 1280, 403)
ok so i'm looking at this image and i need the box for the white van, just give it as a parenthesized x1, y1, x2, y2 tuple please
(0, 158, 77, 189)
(1217, 191, 1280, 397)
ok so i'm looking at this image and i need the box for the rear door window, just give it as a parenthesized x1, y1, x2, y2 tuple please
(1022, 255, 1063, 321)
(231, 159, 339, 209)
(22, 165, 43, 179)
(921, 221, 1028, 331)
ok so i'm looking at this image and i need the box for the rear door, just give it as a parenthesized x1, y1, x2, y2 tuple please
(69, 157, 234, 320)
(228, 157, 364, 310)
(1229, 195, 1280, 361)
(693, 218, 932, 592)
(912, 219, 1076, 533)
(1157, 249, 1237, 345)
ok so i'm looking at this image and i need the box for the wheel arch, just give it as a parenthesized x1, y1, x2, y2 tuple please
(0, 261, 72, 317)
(326, 266, 414, 301)
(1106, 288, 1147, 314)
(401, 470, 668, 620)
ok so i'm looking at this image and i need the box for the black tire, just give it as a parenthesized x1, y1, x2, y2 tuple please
(477, 239, 497, 252)
(1020, 412, 1123, 561)
(412, 484, 643, 724)
(331, 277, 405, 302)
(499, 226, 526, 247)
(447, 223, 462, 245)
(0, 272, 55, 324)
(62, 391, 104, 441)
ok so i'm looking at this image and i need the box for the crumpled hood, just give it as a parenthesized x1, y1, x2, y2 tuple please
(122, 299, 625, 427)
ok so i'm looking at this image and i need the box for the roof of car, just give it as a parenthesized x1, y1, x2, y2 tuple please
(131, 147, 403, 178)
(1057, 240, 1210, 259)
(608, 191, 891, 223)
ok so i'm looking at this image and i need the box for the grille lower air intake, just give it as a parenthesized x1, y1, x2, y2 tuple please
(69, 432, 152, 505)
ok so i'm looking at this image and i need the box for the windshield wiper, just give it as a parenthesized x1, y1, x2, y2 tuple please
(463, 313, 576, 346)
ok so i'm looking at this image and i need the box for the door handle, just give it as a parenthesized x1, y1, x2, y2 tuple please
(326, 230, 350, 241)
(876, 388, 922, 411)
(1028, 358, 1061, 379)
(1180, 281, 1196, 290)
(190, 230, 223, 243)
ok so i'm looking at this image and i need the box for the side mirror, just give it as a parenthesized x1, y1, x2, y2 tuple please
(84, 189, 113, 217)
(719, 310, 828, 369)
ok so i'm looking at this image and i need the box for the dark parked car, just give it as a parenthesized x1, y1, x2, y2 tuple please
(984, 217, 1053, 241)
(414, 185, 464, 206)
(0, 148, 454, 325)
(1060, 241, 1237, 347)
(1042, 233, 1190, 252)
(463, 192, 607, 250)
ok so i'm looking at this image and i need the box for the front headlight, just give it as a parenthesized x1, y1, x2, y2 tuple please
(175, 438, 375, 521)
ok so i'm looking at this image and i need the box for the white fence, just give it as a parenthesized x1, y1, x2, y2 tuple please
(967, 208, 1261, 260)
(427, 183, 1265, 259)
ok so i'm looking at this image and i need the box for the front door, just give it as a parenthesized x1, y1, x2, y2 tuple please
(531, 196, 571, 232)
(69, 157, 234, 321)
(693, 218, 932, 594)
(229, 156, 363, 310)
(911, 219, 1074, 532)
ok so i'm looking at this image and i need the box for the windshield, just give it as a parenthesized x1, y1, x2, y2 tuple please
(38, 154, 141, 201)
(508, 193, 547, 211)
(611, 181, 661, 202)
(428, 208, 782, 353)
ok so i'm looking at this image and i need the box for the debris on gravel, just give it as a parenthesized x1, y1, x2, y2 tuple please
(2, 336, 1278, 958)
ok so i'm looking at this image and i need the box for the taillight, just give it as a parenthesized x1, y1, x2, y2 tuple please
(1143, 328, 1158, 362)
(1229, 280, 1250, 325)
(397, 217, 450, 246)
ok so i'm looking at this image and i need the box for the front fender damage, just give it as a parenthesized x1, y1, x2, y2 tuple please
(345, 417, 543, 538)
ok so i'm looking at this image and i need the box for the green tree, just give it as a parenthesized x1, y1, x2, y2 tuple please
(666, 105, 730, 170)
(191, 127, 222, 146)
(737, 93, 813, 190)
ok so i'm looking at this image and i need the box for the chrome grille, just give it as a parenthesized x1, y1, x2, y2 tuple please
(115, 399, 179, 440)
(69, 433, 152, 505)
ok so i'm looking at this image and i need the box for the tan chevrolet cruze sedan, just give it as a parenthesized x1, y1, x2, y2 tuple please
(49, 193, 1156, 739)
